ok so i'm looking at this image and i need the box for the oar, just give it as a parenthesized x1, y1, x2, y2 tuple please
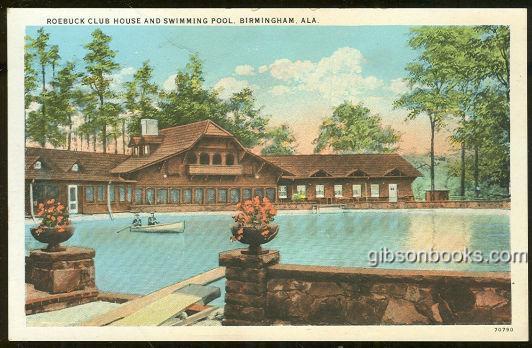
(114, 225, 131, 234)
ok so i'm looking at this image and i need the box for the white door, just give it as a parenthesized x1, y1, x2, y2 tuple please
(388, 184, 398, 203)
(68, 185, 78, 214)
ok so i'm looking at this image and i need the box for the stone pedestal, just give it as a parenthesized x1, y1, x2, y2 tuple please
(27, 247, 96, 294)
(219, 248, 279, 326)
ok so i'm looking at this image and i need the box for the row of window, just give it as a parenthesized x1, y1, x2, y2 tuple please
(278, 184, 382, 198)
(84, 184, 133, 203)
(184, 152, 237, 165)
(135, 187, 276, 205)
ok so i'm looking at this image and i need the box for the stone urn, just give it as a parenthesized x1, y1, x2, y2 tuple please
(30, 225, 74, 252)
(231, 223, 279, 255)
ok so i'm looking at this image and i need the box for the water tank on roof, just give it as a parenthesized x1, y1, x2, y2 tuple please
(141, 119, 159, 136)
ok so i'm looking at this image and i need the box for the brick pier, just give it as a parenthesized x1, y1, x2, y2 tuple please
(219, 248, 279, 326)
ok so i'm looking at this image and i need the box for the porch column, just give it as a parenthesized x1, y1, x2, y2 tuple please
(29, 179, 36, 222)
(107, 181, 114, 220)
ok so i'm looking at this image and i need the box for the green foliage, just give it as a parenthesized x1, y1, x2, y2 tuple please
(224, 88, 268, 148)
(313, 102, 399, 154)
(158, 53, 228, 128)
(395, 25, 510, 195)
(291, 193, 306, 201)
(24, 35, 38, 109)
(261, 124, 297, 156)
(124, 60, 159, 135)
(82, 29, 122, 152)
(25, 28, 67, 147)
(158, 54, 270, 148)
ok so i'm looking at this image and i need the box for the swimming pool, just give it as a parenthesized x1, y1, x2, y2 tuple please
(25, 209, 509, 300)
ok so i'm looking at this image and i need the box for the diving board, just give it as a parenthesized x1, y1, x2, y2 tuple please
(110, 293, 200, 326)
(82, 267, 225, 326)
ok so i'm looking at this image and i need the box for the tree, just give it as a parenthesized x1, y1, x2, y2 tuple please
(26, 28, 66, 147)
(158, 54, 270, 148)
(261, 124, 297, 155)
(158, 53, 223, 127)
(394, 28, 462, 196)
(47, 62, 82, 150)
(24, 35, 38, 143)
(124, 60, 159, 137)
(224, 88, 269, 148)
(313, 102, 399, 154)
(82, 29, 121, 153)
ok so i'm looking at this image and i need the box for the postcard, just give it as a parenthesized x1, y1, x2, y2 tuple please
(7, 7, 528, 341)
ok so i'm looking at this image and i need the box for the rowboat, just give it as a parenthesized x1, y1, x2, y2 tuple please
(130, 221, 185, 233)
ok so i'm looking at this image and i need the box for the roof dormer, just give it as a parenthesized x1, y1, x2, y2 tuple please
(70, 160, 83, 172)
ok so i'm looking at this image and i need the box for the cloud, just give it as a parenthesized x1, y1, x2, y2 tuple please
(270, 85, 292, 96)
(234, 64, 255, 76)
(162, 74, 177, 91)
(268, 58, 314, 81)
(109, 66, 136, 90)
(389, 78, 409, 95)
(214, 77, 252, 99)
(258, 65, 269, 73)
(258, 47, 382, 104)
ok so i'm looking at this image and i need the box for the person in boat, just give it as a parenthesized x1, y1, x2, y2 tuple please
(132, 213, 142, 227)
(147, 212, 159, 226)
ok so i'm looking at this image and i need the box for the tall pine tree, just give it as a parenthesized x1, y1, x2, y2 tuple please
(82, 29, 121, 153)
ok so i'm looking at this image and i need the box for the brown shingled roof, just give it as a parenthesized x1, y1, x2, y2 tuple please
(111, 120, 237, 174)
(263, 154, 421, 178)
(26, 147, 131, 182)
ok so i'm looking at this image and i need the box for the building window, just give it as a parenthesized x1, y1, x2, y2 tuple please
(146, 188, 155, 205)
(218, 189, 228, 203)
(135, 188, 143, 204)
(144, 145, 150, 156)
(278, 186, 287, 199)
(85, 186, 94, 202)
(226, 153, 235, 165)
(109, 185, 115, 202)
(97, 185, 105, 201)
(334, 184, 343, 198)
(254, 188, 264, 199)
(127, 185, 132, 202)
(371, 184, 380, 198)
(352, 184, 362, 198)
(157, 188, 168, 204)
(230, 188, 240, 204)
(296, 185, 306, 197)
(207, 188, 216, 204)
(119, 186, 126, 202)
(212, 153, 222, 165)
(265, 188, 276, 202)
(133, 146, 139, 156)
(183, 189, 192, 203)
(71, 163, 79, 172)
(185, 152, 197, 164)
(194, 188, 204, 204)
(200, 153, 210, 165)
(170, 188, 180, 204)
(315, 185, 325, 198)
(242, 188, 252, 201)
(34, 161, 42, 170)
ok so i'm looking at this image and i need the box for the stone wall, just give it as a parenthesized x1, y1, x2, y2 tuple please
(219, 250, 511, 325)
(27, 247, 96, 294)
(266, 265, 511, 325)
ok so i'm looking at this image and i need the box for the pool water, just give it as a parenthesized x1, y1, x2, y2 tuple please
(25, 209, 509, 303)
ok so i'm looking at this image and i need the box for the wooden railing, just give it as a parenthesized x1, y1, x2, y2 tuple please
(187, 164, 243, 176)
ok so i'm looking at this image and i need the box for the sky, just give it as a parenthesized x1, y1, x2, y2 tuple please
(27, 25, 458, 155)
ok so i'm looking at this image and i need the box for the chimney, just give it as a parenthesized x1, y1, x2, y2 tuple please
(141, 119, 159, 136)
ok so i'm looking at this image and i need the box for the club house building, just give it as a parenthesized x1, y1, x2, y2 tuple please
(25, 119, 421, 215)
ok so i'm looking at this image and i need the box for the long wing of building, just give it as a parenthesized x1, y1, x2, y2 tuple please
(25, 119, 421, 215)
